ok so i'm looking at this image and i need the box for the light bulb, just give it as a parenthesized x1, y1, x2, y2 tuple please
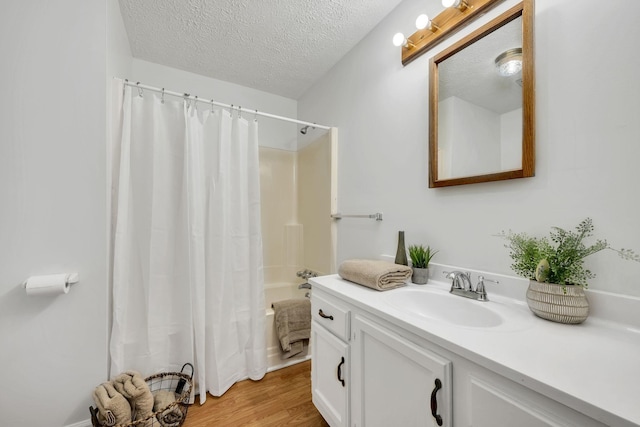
(393, 32, 407, 47)
(415, 14, 431, 30)
(442, 0, 467, 10)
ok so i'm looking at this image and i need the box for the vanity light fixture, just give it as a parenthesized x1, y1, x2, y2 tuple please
(415, 14, 440, 32)
(495, 47, 523, 76)
(392, 32, 414, 48)
(442, 0, 469, 11)
(394, 0, 504, 65)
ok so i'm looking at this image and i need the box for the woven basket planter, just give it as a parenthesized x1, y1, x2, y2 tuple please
(526, 280, 589, 324)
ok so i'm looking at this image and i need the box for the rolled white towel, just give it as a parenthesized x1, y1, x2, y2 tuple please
(92, 382, 132, 427)
(153, 390, 184, 427)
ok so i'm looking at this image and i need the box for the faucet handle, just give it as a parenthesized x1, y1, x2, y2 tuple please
(475, 276, 498, 302)
(478, 275, 499, 285)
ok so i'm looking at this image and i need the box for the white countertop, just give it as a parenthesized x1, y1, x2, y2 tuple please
(310, 273, 640, 427)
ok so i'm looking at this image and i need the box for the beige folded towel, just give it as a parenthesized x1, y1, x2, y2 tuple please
(338, 259, 412, 291)
(271, 299, 311, 359)
(153, 390, 184, 427)
(113, 371, 154, 426)
(92, 382, 132, 427)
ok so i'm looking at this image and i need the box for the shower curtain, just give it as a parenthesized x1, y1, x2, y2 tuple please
(110, 81, 266, 403)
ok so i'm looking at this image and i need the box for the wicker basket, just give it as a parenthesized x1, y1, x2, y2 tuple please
(526, 280, 589, 324)
(90, 368, 193, 427)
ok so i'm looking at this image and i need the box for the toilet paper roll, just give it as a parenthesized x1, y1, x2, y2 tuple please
(24, 274, 70, 296)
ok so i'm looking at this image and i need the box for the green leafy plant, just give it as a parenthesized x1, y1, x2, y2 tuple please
(498, 218, 639, 288)
(408, 245, 438, 269)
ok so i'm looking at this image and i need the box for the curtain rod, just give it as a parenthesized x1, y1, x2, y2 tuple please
(119, 79, 331, 130)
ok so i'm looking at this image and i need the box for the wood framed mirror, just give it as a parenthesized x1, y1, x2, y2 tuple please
(429, 0, 534, 188)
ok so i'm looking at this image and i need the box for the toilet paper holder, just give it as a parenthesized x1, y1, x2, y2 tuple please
(22, 272, 79, 288)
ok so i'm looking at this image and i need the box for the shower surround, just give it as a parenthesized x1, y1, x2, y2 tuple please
(259, 131, 336, 369)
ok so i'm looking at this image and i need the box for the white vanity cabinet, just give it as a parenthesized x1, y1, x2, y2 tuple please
(310, 275, 632, 427)
(311, 291, 351, 427)
(348, 310, 602, 427)
(351, 314, 452, 427)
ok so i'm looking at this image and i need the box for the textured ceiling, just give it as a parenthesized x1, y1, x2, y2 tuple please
(119, 0, 404, 99)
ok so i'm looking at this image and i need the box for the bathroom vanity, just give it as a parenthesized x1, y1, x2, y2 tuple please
(310, 273, 640, 427)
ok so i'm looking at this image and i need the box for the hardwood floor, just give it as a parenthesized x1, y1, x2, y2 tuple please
(183, 360, 329, 427)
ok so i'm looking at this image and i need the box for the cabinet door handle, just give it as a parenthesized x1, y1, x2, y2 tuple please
(318, 309, 334, 320)
(430, 378, 443, 426)
(336, 356, 345, 387)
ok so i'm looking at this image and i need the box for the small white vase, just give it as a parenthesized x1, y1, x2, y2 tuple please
(411, 267, 429, 285)
(526, 280, 589, 324)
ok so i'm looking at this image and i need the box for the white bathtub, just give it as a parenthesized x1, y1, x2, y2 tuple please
(264, 282, 312, 372)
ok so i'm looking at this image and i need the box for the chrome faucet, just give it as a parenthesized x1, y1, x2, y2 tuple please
(297, 269, 318, 290)
(443, 271, 498, 302)
(449, 271, 473, 291)
(296, 269, 318, 280)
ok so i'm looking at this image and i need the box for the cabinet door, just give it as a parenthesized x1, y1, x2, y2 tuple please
(312, 320, 349, 427)
(352, 314, 452, 427)
(467, 376, 607, 427)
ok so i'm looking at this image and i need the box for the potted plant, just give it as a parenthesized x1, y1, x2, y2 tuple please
(408, 245, 438, 285)
(498, 218, 639, 324)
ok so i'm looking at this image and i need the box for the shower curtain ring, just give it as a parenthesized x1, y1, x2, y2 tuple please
(254, 109, 258, 122)
(136, 82, 143, 98)
(161, 88, 165, 104)
(238, 106, 242, 119)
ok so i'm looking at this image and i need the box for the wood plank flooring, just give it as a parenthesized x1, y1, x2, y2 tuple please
(183, 360, 329, 427)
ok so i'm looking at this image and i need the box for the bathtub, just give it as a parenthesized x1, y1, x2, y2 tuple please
(264, 281, 312, 372)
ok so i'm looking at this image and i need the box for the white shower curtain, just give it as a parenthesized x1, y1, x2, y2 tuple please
(110, 81, 266, 403)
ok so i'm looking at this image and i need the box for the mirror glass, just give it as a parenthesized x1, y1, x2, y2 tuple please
(429, 2, 534, 187)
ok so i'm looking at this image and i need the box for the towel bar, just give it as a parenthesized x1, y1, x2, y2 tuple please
(330, 213, 383, 221)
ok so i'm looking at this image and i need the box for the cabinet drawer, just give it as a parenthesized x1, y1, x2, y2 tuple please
(312, 292, 350, 341)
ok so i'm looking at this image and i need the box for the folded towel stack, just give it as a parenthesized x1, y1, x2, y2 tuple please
(153, 390, 185, 427)
(338, 259, 412, 291)
(272, 298, 311, 359)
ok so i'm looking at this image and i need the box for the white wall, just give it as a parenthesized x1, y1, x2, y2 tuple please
(108, 0, 132, 82)
(0, 1, 110, 426)
(130, 59, 299, 151)
(298, 0, 640, 297)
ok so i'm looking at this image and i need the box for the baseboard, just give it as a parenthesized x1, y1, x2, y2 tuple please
(266, 353, 311, 373)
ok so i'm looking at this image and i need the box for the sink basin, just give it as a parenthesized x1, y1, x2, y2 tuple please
(385, 288, 508, 328)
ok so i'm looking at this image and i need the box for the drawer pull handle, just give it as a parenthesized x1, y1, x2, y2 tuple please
(337, 356, 345, 387)
(430, 378, 443, 426)
(318, 309, 334, 320)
